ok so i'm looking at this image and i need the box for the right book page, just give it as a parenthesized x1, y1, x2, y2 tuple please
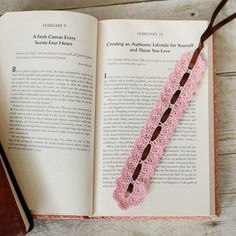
(94, 20, 215, 216)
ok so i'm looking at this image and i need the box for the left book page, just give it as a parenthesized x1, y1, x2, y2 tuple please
(0, 11, 98, 216)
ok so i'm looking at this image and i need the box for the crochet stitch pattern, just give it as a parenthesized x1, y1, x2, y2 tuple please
(113, 53, 207, 210)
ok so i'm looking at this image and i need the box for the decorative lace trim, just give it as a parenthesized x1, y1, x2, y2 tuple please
(113, 53, 207, 210)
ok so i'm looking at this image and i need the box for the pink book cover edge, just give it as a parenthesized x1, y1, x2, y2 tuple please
(33, 37, 220, 220)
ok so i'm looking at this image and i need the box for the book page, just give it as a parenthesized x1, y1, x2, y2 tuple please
(0, 11, 97, 215)
(94, 20, 215, 216)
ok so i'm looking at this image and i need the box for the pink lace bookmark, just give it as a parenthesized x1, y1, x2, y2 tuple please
(113, 54, 206, 210)
(113, 0, 236, 210)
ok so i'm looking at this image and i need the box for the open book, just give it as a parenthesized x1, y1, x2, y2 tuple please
(0, 11, 218, 219)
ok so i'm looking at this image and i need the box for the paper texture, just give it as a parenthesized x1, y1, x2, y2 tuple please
(94, 20, 215, 216)
(0, 11, 97, 215)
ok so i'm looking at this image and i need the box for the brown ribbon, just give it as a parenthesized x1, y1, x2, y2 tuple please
(189, 0, 236, 69)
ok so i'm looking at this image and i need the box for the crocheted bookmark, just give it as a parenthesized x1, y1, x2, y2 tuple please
(113, 53, 206, 210)
(114, 0, 236, 209)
